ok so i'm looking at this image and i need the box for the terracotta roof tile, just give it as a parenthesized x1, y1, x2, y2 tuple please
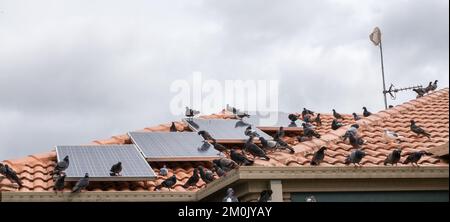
(1, 88, 448, 193)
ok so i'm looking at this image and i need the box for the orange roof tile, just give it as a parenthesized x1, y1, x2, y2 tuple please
(1, 88, 448, 193)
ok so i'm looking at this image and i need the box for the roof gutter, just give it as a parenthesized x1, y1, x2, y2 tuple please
(1, 166, 448, 202)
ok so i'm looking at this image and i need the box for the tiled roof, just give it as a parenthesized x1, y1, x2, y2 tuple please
(1, 88, 448, 193)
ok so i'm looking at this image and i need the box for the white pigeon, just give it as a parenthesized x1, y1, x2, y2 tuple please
(159, 165, 168, 176)
(383, 129, 404, 143)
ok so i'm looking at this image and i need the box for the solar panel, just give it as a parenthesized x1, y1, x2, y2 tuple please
(184, 118, 273, 143)
(56, 145, 156, 182)
(129, 132, 224, 161)
(245, 111, 304, 131)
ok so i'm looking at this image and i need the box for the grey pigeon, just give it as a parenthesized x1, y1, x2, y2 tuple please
(244, 126, 260, 138)
(331, 119, 344, 130)
(230, 149, 254, 166)
(213, 163, 226, 177)
(413, 88, 426, 98)
(154, 175, 177, 191)
(348, 133, 365, 148)
(431, 80, 438, 91)
(169, 122, 177, 132)
(424, 81, 433, 93)
(53, 155, 69, 175)
(259, 137, 277, 150)
(332, 109, 344, 120)
(302, 123, 321, 138)
(310, 146, 327, 166)
(235, 120, 251, 128)
(352, 113, 361, 121)
(72, 173, 89, 193)
(362, 107, 372, 117)
(53, 174, 66, 192)
(343, 124, 359, 142)
(198, 130, 215, 142)
(274, 127, 285, 140)
(258, 190, 273, 202)
(384, 149, 402, 166)
(344, 149, 366, 166)
(223, 188, 239, 202)
(403, 151, 432, 166)
(198, 141, 212, 152)
(198, 165, 215, 183)
(302, 108, 315, 116)
(182, 168, 199, 188)
(233, 108, 250, 119)
(314, 114, 322, 126)
(110, 162, 122, 176)
(159, 165, 168, 176)
(213, 158, 239, 172)
(244, 136, 270, 160)
(273, 137, 295, 153)
(211, 141, 227, 153)
(185, 106, 200, 120)
(0, 163, 22, 187)
(410, 120, 431, 138)
(288, 113, 299, 123)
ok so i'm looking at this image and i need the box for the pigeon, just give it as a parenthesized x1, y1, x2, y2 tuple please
(72, 173, 89, 193)
(384, 149, 402, 166)
(212, 158, 239, 172)
(303, 114, 312, 123)
(288, 113, 299, 123)
(331, 119, 344, 130)
(431, 80, 438, 91)
(332, 109, 344, 120)
(348, 134, 365, 148)
(53, 155, 69, 175)
(109, 162, 122, 176)
(198, 141, 212, 152)
(230, 149, 254, 166)
(235, 120, 251, 128)
(310, 147, 327, 166)
(154, 175, 177, 191)
(258, 190, 273, 202)
(352, 113, 361, 121)
(273, 137, 295, 153)
(198, 130, 216, 142)
(274, 127, 285, 140)
(159, 165, 168, 176)
(211, 141, 227, 153)
(244, 126, 260, 138)
(343, 124, 359, 142)
(384, 129, 404, 143)
(213, 163, 226, 177)
(169, 122, 177, 132)
(344, 149, 366, 166)
(185, 106, 200, 119)
(410, 120, 431, 138)
(314, 113, 322, 126)
(182, 168, 199, 188)
(362, 107, 372, 117)
(0, 163, 22, 187)
(424, 81, 433, 93)
(259, 137, 277, 150)
(413, 88, 426, 98)
(53, 173, 66, 193)
(234, 109, 250, 119)
(302, 123, 321, 138)
(302, 108, 315, 119)
(223, 188, 239, 202)
(198, 165, 215, 183)
(403, 151, 432, 166)
(244, 136, 270, 160)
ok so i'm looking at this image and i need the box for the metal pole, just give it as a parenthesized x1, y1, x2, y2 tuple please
(379, 41, 388, 109)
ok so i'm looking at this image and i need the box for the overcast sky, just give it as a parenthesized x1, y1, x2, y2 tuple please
(0, 0, 448, 160)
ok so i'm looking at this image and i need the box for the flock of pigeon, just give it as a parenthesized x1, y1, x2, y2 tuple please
(413, 80, 438, 98)
(0, 86, 439, 196)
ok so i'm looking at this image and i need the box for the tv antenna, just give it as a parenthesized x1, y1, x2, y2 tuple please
(383, 83, 423, 100)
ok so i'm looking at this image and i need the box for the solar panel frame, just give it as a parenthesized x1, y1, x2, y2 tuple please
(55, 145, 156, 182)
(183, 118, 273, 143)
(128, 132, 224, 161)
